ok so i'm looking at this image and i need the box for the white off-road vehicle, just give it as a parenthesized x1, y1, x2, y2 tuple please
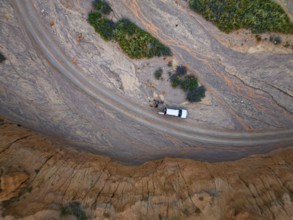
(158, 107, 188, 119)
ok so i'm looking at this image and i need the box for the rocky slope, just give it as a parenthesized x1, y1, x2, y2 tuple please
(0, 119, 292, 220)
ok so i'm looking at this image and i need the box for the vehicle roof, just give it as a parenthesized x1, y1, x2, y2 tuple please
(181, 109, 188, 118)
(166, 108, 179, 116)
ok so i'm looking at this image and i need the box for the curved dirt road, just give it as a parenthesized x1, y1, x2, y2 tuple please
(4, 0, 293, 163)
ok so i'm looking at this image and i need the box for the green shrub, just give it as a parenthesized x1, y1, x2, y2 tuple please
(170, 73, 182, 88)
(114, 19, 172, 58)
(94, 18, 116, 41)
(87, 2, 172, 59)
(175, 65, 187, 75)
(180, 75, 198, 91)
(186, 86, 206, 102)
(88, 11, 115, 41)
(189, 0, 293, 34)
(0, 52, 5, 63)
(170, 65, 205, 102)
(154, 68, 163, 80)
(88, 11, 102, 25)
(60, 202, 87, 220)
(93, 0, 112, 15)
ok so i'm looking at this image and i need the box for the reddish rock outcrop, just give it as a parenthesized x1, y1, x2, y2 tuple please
(0, 169, 28, 202)
(0, 120, 292, 220)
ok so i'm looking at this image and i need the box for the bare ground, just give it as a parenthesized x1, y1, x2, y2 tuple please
(31, 0, 293, 130)
(0, 0, 293, 163)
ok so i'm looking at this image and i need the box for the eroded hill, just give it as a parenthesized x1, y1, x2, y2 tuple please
(0, 119, 292, 220)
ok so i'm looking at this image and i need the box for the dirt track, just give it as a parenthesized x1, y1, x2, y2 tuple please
(1, 0, 293, 163)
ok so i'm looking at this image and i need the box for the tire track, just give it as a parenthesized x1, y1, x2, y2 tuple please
(12, 0, 293, 149)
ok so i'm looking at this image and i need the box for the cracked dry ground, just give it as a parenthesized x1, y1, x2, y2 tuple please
(0, 121, 293, 219)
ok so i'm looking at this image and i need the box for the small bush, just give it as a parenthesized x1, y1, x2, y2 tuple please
(180, 75, 198, 91)
(170, 73, 182, 88)
(88, 11, 115, 41)
(255, 35, 261, 42)
(170, 65, 205, 102)
(186, 86, 206, 102)
(175, 65, 187, 75)
(93, 0, 112, 15)
(170, 65, 188, 88)
(154, 68, 163, 80)
(60, 202, 87, 220)
(195, 207, 202, 215)
(94, 18, 116, 41)
(114, 19, 172, 58)
(269, 35, 282, 45)
(88, 11, 102, 24)
(0, 52, 6, 63)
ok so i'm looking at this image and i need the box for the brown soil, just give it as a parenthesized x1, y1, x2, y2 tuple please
(0, 119, 292, 220)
